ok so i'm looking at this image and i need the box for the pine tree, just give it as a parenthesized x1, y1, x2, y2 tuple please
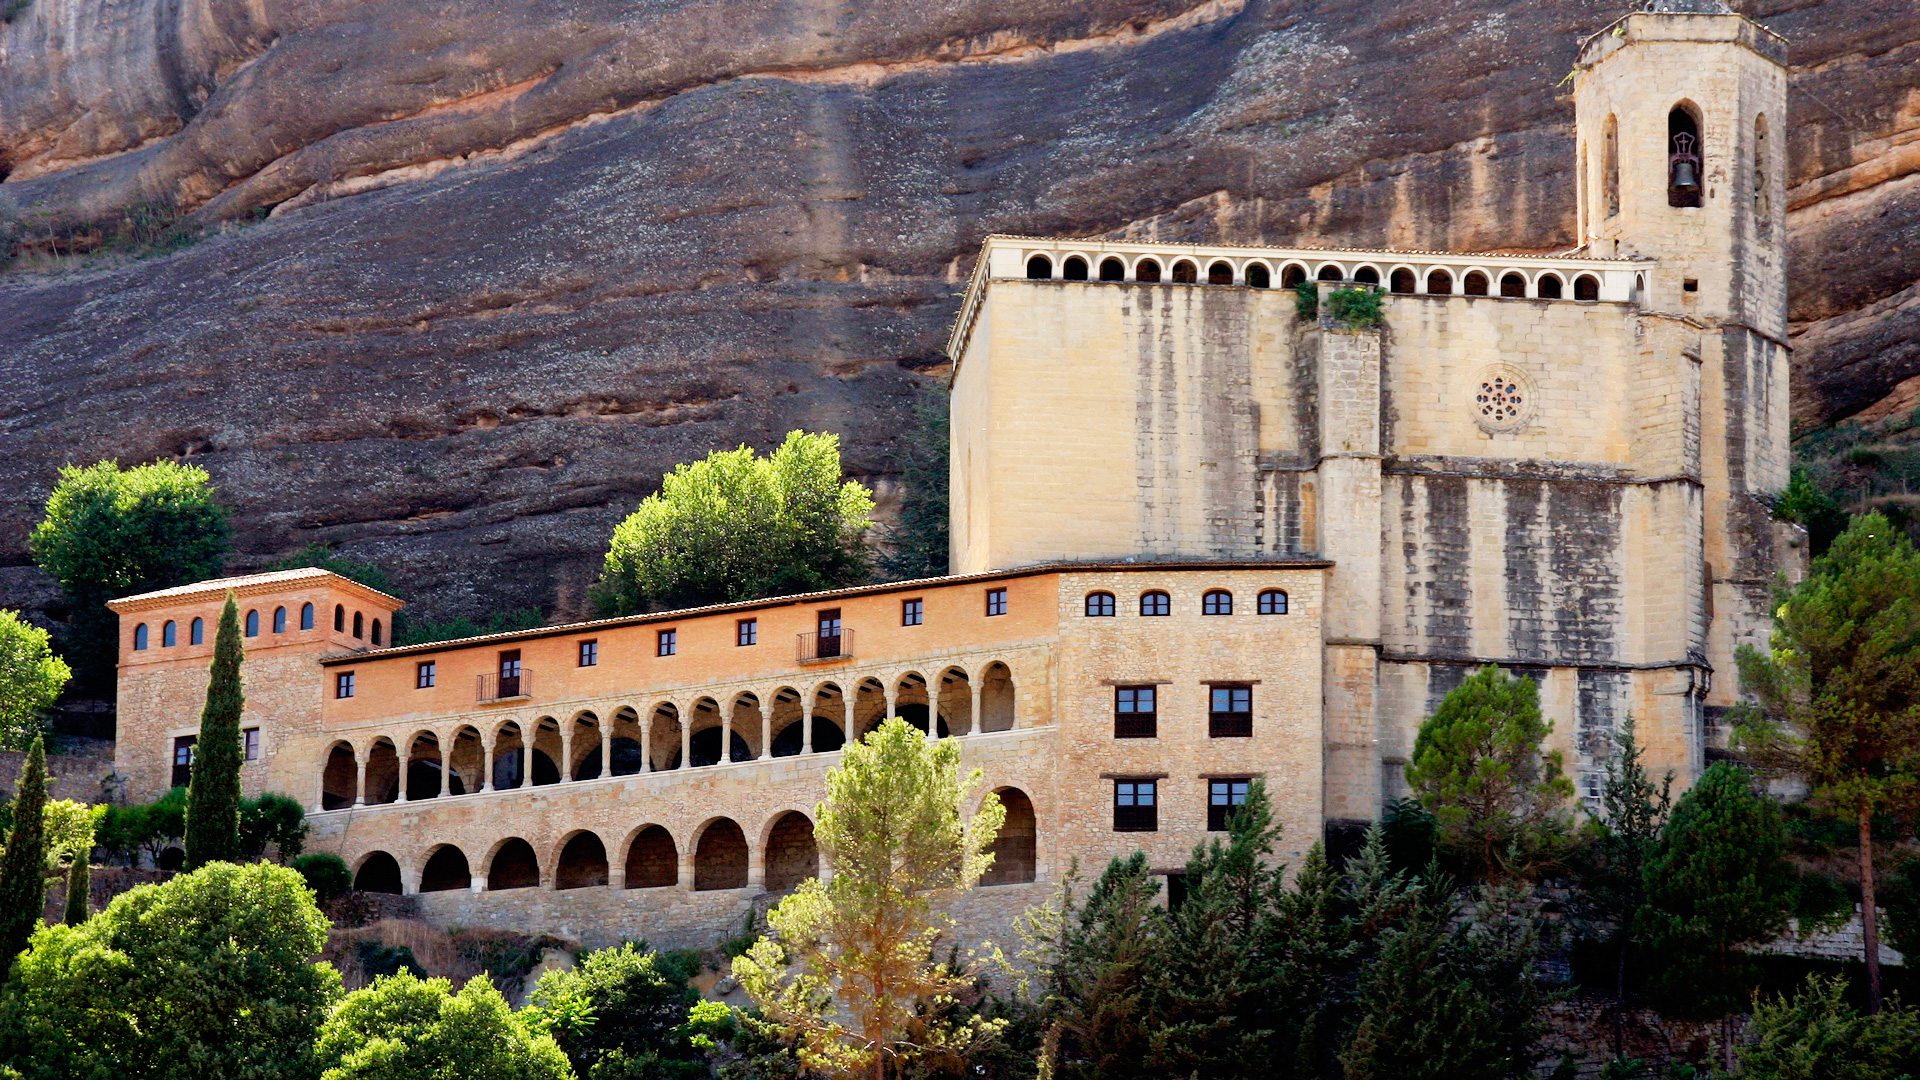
(184, 595, 244, 869)
(1584, 718, 1671, 1057)
(0, 737, 49, 977)
(62, 855, 88, 925)
(1037, 852, 1165, 1080)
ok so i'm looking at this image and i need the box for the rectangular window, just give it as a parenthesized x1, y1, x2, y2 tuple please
(1209, 684, 1253, 738)
(171, 736, 196, 788)
(901, 598, 924, 627)
(736, 619, 757, 647)
(1113, 779, 1158, 832)
(335, 672, 356, 699)
(985, 588, 1008, 617)
(243, 728, 261, 763)
(1208, 777, 1251, 832)
(657, 629, 677, 657)
(1114, 685, 1158, 739)
(579, 639, 599, 667)
(416, 661, 436, 689)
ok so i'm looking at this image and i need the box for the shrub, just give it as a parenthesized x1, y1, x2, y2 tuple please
(527, 942, 705, 1079)
(1737, 974, 1920, 1079)
(1294, 279, 1319, 320)
(239, 792, 308, 861)
(1326, 286, 1385, 328)
(354, 941, 426, 981)
(0, 612, 69, 751)
(293, 853, 352, 903)
(313, 971, 571, 1079)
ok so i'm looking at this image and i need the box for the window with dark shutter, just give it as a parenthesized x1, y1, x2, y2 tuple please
(1209, 684, 1253, 738)
(1113, 780, 1158, 832)
(1208, 778, 1251, 831)
(1114, 686, 1157, 739)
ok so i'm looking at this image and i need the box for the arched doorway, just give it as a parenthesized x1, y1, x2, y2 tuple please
(694, 819, 748, 891)
(555, 832, 609, 890)
(624, 825, 679, 889)
(488, 838, 540, 890)
(354, 851, 403, 894)
(983, 788, 1038, 885)
(419, 846, 471, 893)
(764, 812, 818, 892)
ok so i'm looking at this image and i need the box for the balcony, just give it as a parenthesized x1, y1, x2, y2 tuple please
(477, 668, 533, 704)
(796, 629, 853, 664)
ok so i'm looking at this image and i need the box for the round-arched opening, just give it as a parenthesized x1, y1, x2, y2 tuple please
(354, 851, 403, 894)
(419, 846, 471, 892)
(273, 606, 287, 634)
(1316, 264, 1344, 282)
(405, 733, 443, 800)
(321, 742, 357, 811)
(371, 618, 383, 646)
(1499, 272, 1526, 298)
(300, 602, 314, 631)
(694, 819, 749, 891)
(1352, 266, 1380, 286)
(1098, 257, 1125, 282)
(1668, 103, 1704, 209)
(1426, 269, 1454, 295)
(1389, 268, 1416, 294)
(1536, 273, 1564, 300)
(244, 610, 259, 637)
(983, 788, 1037, 885)
(488, 838, 540, 890)
(555, 833, 609, 890)
(1062, 255, 1089, 281)
(1463, 271, 1490, 297)
(624, 825, 679, 889)
(1280, 264, 1307, 289)
(1170, 259, 1198, 284)
(334, 605, 345, 632)
(1206, 261, 1234, 285)
(364, 740, 400, 805)
(1025, 254, 1053, 280)
(894, 703, 951, 738)
(689, 727, 753, 768)
(978, 662, 1016, 733)
(1245, 263, 1271, 289)
(764, 812, 818, 892)
(1574, 274, 1600, 302)
(1134, 259, 1162, 284)
(352, 612, 363, 639)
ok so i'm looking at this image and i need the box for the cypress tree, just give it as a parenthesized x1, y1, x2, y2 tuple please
(62, 854, 88, 925)
(183, 595, 244, 869)
(0, 737, 49, 976)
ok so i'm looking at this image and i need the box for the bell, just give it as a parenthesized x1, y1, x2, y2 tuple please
(1671, 158, 1700, 194)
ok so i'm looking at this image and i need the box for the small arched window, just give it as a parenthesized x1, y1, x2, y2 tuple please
(161, 621, 177, 647)
(1135, 259, 1162, 283)
(352, 612, 364, 639)
(1537, 274, 1564, 300)
(273, 606, 287, 633)
(1463, 271, 1490, 297)
(1352, 266, 1380, 286)
(1140, 591, 1171, 617)
(371, 618, 383, 646)
(1258, 589, 1289, 615)
(190, 617, 204, 645)
(1084, 592, 1116, 617)
(300, 602, 315, 630)
(1280, 264, 1307, 289)
(1207, 261, 1234, 285)
(1389, 268, 1416, 294)
(1171, 260, 1198, 284)
(245, 610, 260, 637)
(1202, 590, 1233, 616)
(334, 605, 345, 632)
(1316, 264, 1343, 282)
(1499, 272, 1527, 298)
(1025, 254, 1053, 280)
(1573, 274, 1600, 302)
(1668, 103, 1703, 209)
(1098, 257, 1125, 282)
(1602, 114, 1620, 218)
(1245, 264, 1271, 289)
(1426, 269, 1454, 295)
(1062, 255, 1089, 281)
(133, 624, 149, 651)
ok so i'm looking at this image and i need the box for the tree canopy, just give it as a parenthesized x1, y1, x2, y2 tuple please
(0, 614, 69, 751)
(313, 971, 571, 1080)
(527, 942, 704, 1080)
(594, 431, 874, 615)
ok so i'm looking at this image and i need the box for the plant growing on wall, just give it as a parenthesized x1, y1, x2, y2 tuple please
(1326, 287, 1385, 329)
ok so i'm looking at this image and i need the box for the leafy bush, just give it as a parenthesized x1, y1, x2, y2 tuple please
(1294, 279, 1319, 320)
(354, 941, 426, 981)
(239, 792, 308, 861)
(292, 853, 352, 903)
(0, 798, 104, 873)
(0, 612, 69, 750)
(1326, 286, 1385, 329)
(1737, 974, 1920, 1079)
(95, 786, 186, 866)
(313, 971, 570, 1080)
(527, 942, 705, 1079)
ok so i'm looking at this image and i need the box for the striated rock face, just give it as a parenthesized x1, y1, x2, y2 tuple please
(0, 0, 1915, 624)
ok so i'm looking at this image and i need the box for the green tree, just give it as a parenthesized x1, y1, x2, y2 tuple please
(594, 431, 874, 615)
(1580, 718, 1672, 1059)
(0, 613, 69, 750)
(183, 595, 243, 869)
(238, 792, 308, 861)
(1404, 666, 1573, 881)
(0, 861, 339, 1079)
(1883, 854, 1920, 960)
(1774, 466, 1850, 557)
(95, 786, 186, 867)
(1736, 974, 1920, 1080)
(1031, 854, 1165, 1080)
(59, 857, 85, 927)
(291, 853, 351, 903)
(1638, 762, 1797, 1071)
(27, 460, 229, 689)
(313, 971, 571, 1080)
(1736, 511, 1920, 1012)
(0, 738, 48, 978)
(734, 718, 1005, 1080)
(878, 393, 948, 582)
(527, 942, 704, 1079)
(265, 543, 396, 595)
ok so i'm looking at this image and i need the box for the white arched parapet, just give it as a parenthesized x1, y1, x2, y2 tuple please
(1313, 261, 1346, 281)
(1349, 262, 1382, 283)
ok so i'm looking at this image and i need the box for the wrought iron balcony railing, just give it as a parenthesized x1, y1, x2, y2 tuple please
(797, 629, 852, 664)
(477, 668, 532, 704)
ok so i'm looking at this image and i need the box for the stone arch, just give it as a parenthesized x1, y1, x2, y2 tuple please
(1388, 266, 1416, 294)
(687, 696, 747, 767)
(979, 662, 1016, 732)
(1498, 271, 1526, 298)
(1351, 264, 1380, 286)
(893, 670, 949, 737)
(1535, 271, 1564, 299)
(769, 685, 811, 757)
(1205, 260, 1233, 285)
(1463, 269, 1490, 296)
(853, 677, 889, 740)
(1573, 273, 1601, 302)
(529, 716, 562, 785)
(983, 787, 1038, 886)
(1025, 253, 1053, 280)
(729, 692, 764, 760)
(354, 851, 403, 894)
(320, 741, 357, 811)
(648, 701, 683, 770)
(1133, 257, 1161, 283)
(606, 706, 647, 775)
(1315, 262, 1344, 282)
(623, 824, 679, 889)
(1098, 256, 1125, 281)
(1426, 268, 1454, 295)
(1061, 254, 1089, 281)
(802, 682, 847, 754)
(1170, 258, 1198, 284)
(1280, 262, 1308, 288)
(693, 818, 749, 891)
(1245, 262, 1271, 289)
(937, 666, 973, 737)
(419, 845, 471, 893)
(492, 720, 527, 789)
(568, 709, 603, 781)
(486, 837, 540, 890)
(364, 738, 400, 805)
(763, 811, 818, 892)
(404, 730, 443, 800)
(447, 725, 483, 795)
(1667, 101, 1704, 208)
(554, 830, 610, 890)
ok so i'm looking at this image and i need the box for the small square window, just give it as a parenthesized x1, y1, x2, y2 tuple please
(657, 629, 677, 657)
(243, 728, 261, 762)
(415, 661, 436, 689)
(335, 672, 356, 699)
(1114, 779, 1159, 832)
(1114, 686, 1157, 739)
(1208, 777, 1251, 832)
(985, 588, 1008, 617)
(1209, 684, 1253, 738)
(1140, 591, 1170, 617)
(737, 619, 758, 647)
(1258, 589, 1289, 615)
(902, 599, 924, 627)
(579, 639, 599, 667)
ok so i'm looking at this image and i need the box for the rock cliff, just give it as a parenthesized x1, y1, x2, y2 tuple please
(0, 0, 1914, 623)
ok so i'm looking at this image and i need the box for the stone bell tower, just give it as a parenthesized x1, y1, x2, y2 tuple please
(1574, 1, 1793, 736)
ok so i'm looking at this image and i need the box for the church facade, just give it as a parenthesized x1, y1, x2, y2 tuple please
(107, 6, 1793, 947)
